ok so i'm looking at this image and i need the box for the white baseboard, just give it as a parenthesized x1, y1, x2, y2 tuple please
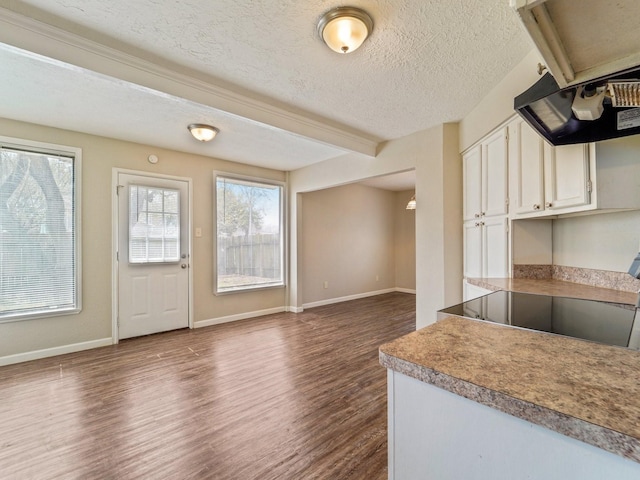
(396, 287, 417, 294)
(0, 338, 113, 367)
(195, 306, 286, 329)
(302, 288, 398, 309)
(287, 306, 304, 313)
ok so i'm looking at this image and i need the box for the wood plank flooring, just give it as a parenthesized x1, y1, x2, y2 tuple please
(0, 292, 415, 479)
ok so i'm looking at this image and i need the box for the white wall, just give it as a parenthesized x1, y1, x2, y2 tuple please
(459, 48, 540, 152)
(300, 183, 396, 305)
(553, 135, 640, 272)
(0, 117, 286, 360)
(553, 211, 640, 272)
(289, 125, 462, 327)
(395, 190, 416, 292)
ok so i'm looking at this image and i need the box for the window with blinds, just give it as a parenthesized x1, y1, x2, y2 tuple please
(0, 138, 81, 321)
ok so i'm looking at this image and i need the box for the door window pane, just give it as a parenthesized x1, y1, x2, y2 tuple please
(129, 185, 180, 263)
(215, 175, 284, 293)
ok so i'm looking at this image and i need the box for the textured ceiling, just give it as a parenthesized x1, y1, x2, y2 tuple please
(0, 0, 534, 173)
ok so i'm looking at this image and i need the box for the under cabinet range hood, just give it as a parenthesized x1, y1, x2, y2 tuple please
(511, 0, 640, 145)
(514, 67, 640, 145)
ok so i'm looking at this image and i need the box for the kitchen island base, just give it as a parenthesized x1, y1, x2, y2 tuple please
(388, 371, 640, 480)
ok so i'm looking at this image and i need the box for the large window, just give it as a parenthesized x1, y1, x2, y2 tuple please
(215, 174, 284, 293)
(0, 137, 81, 321)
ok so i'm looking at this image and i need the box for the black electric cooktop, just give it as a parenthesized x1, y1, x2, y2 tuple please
(439, 290, 639, 350)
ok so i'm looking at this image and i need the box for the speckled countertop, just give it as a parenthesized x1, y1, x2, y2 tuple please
(467, 277, 638, 305)
(379, 316, 640, 463)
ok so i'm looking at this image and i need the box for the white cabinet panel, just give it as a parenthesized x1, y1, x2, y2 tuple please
(510, 119, 545, 214)
(463, 221, 483, 278)
(463, 145, 482, 222)
(463, 216, 509, 279)
(509, 117, 592, 217)
(388, 371, 640, 480)
(463, 125, 509, 281)
(544, 142, 591, 210)
(483, 216, 509, 278)
(482, 129, 509, 218)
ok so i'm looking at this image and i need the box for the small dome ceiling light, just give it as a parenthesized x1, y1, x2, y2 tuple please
(317, 7, 373, 54)
(188, 124, 219, 142)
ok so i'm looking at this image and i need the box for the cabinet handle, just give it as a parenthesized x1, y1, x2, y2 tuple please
(480, 212, 485, 216)
(474, 213, 481, 218)
(479, 221, 485, 227)
(545, 202, 552, 208)
(474, 222, 480, 227)
(533, 204, 540, 210)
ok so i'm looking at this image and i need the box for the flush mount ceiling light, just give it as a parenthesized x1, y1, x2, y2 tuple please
(188, 124, 219, 142)
(317, 7, 373, 54)
(406, 194, 416, 210)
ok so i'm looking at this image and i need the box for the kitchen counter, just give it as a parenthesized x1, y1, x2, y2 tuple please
(379, 315, 640, 464)
(467, 277, 638, 305)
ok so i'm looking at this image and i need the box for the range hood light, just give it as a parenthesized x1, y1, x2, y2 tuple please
(571, 85, 605, 121)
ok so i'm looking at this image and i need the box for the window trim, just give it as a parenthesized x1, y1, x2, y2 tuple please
(213, 171, 286, 295)
(0, 135, 82, 323)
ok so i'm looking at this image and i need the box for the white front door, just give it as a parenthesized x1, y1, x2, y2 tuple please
(116, 171, 190, 339)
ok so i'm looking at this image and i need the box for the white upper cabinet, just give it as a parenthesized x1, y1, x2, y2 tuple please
(463, 128, 508, 222)
(543, 143, 591, 211)
(509, 117, 593, 218)
(482, 129, 509, 218)
(463, 145, 482, 222)
(509, 119, 544, 215)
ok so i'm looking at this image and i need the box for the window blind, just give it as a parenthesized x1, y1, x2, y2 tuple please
(0, 144, 79, 320)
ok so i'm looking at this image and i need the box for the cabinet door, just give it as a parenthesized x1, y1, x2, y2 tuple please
(463, 221, 482, 278)
(482, 128, 508, 218)
(544, 143, 591, 210)
(463, 145, 482, 222)
(511, 120, 545, 214)
(483, 216, 509, 278)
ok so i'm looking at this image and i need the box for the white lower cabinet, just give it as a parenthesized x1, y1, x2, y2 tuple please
(463, 215, 509, 279)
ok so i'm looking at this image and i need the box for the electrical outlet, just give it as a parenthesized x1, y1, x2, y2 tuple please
(195, 227, 202, 238)
(323, 281, 328, 289)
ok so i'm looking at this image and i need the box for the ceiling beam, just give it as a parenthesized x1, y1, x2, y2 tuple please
(0, 7, 379, 157)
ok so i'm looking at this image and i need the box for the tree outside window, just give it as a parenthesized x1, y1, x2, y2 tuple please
(0, 140, 80, 321)
(215, 175, 284, 293)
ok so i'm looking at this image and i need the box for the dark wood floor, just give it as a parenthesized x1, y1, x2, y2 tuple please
(0, 292, 415, 479)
